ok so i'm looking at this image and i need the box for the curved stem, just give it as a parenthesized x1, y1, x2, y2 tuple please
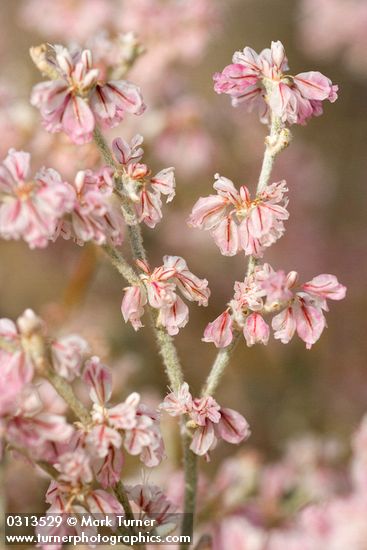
(102, 244, 141, 286)
(201, 332, 241, 397)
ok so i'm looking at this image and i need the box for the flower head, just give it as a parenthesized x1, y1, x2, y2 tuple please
(214, 40, 338, 125)
(161, 384, 250, 457)
(203, 264, 346, 350)
(112, 135, 175, 228)
(0, 149, 74, 248)
(189, 175, 288, 257)
(58, 168, 124, 246)
(121, 256, 210, 335)
(30, 45, 145, 144)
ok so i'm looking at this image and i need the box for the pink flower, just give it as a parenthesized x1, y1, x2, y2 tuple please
(51, 335, 90, 381)
(217, 408, 251, 444)
(94, 446, 124, 489)
(121, 286, 147, 331)
(86, 425, 122, 458)
(0, 310, 45, 416)
(160, 382, 193, 416)
(189, 175, 288, 257)
(302, 274, 347, 303)
(0, 149, 74, 248)
(55, 450, 93, 485)
(243, 313, 270, 347)
(58, 168, 124, 246)
(31, 45, 145, 144)
(121, 256, 210, 336)
(202, 311, 234, 348)
(162, 384, 250, 457)
(214, 40, 338, 125)
(203, 263, 346, 349)
(107, 393, 140, 430)
(112, 135, 175, 228)
(126, 484, 178, 533)
(192, 396, 221, 426)
(83, 356, 112, 405)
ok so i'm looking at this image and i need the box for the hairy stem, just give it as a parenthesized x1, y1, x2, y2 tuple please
(181, 433, 198, 548)
(93, 127, 116, 167)
(102, 244, 141, 286)
(201, 332, 241, 397)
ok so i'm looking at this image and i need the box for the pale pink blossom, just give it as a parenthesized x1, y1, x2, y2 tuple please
(83, 359, 165, 468)
(93, 446, 124, 489)
(107, 393, 140, 430)
(202, 311, 234, 348)
(31, 45, 145, 144)
(83, 356, 112, 405)
(51, 335, 89, 381)
(58, 168, 124, 246)
(162, 384, 250, 457)
(214, 40, 338, 125)
(112, 135, 175, 228)
(243, 313, 270, 347)
(189, 175, 288, 257)
(121, 256, 210, 336)
(55, 450, 93, 486)
(160, 382, 193, 417)
(204, 264, 345, 349)
(86, 425, 122, 458)
(121, 286, 147, 331)
(0, 149, 74, 248)
(126, 484, 178, 533)
(0, 311, 46, 416)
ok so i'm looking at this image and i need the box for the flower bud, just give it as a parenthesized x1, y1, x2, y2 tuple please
(17, 309, 43, 337)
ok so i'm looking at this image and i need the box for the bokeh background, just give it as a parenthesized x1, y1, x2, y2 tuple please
(0, 0, 366, 504)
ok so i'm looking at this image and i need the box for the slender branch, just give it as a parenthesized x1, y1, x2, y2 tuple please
(115, 481, 136, 526)
(181, 433, 198, 548)
(93, 130, 184, 391)
(93, 127, 116, 167)
(102, 244, 141, 286)
(201, 332, 241, 397)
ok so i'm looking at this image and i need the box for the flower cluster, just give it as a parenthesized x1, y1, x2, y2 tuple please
(0, 149, 74, 248)
(121, 256, 210, 335)
(84, 356, 165, 476)
(0, 149, 125, 248)
(213, 40, 338, 125)
(161, 383, 250, 457)
(189, 174, 288, 257)
(30, 44, 145, 144)
(112, 135, 175, 228)
(58, 167, 124, 246)
(0, 310, 79, 460)
(126, 484, 179, 536)
(203, 264, 346, 349)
